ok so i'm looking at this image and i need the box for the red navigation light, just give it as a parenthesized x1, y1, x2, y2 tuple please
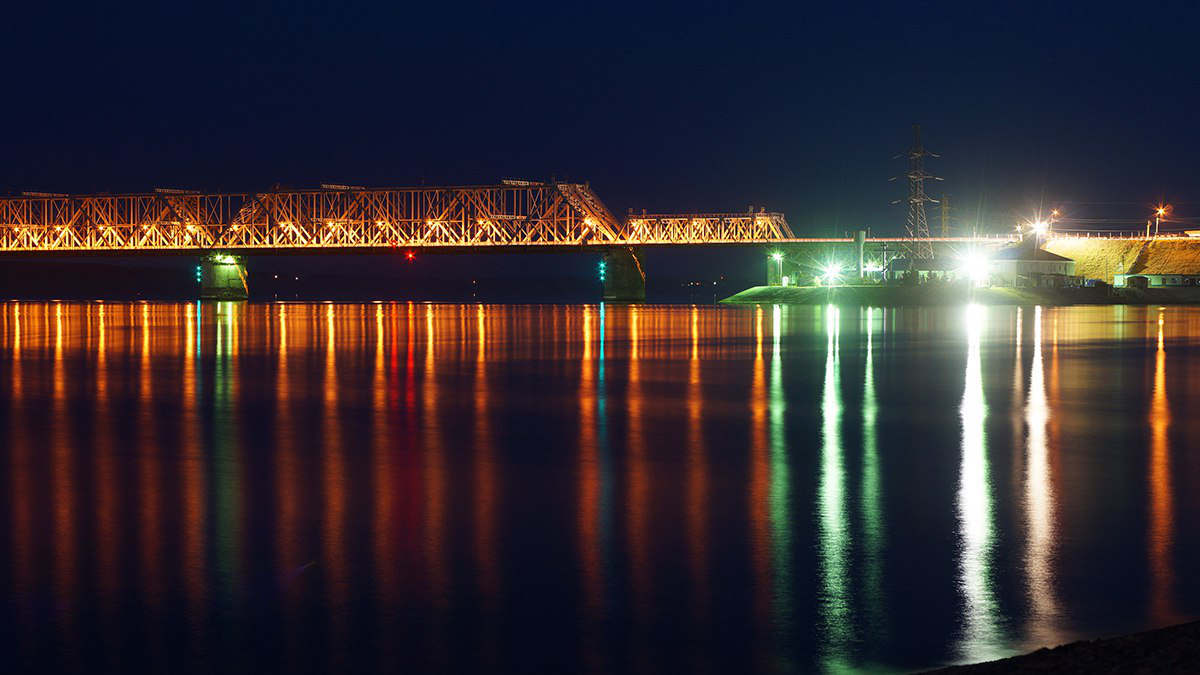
(405, 250, 415, 261)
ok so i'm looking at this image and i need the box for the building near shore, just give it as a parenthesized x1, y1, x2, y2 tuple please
(990, 242, 1077, 288)
(1113, 273, 1200, 288)
(911, 257, 966, 283)
(888, 257, 967, 283)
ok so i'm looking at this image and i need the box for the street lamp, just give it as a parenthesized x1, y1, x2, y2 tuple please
(770, 252, 784, 285)
(1155, 205, 1169, 237)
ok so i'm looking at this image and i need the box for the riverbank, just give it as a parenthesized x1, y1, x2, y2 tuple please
(721, 284, 1200, 306)
(918, 621, 1200, 674)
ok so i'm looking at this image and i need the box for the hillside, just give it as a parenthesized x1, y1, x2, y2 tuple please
(1045, 237, 1200, 281)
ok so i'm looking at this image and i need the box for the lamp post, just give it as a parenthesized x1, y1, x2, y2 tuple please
(770, 252, 783, 286)
(1155, 206, 1168, 237)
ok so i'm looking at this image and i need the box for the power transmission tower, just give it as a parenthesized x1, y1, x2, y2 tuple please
(940, 193, 950, 238)
(892, 125, 942, 259)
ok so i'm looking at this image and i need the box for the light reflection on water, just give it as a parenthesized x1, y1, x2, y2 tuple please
(1023, 306, 1062, 648)
(2, 301, 1199, 675)
(817, 306, 852, 672)
(1149, 310, 1175, 626)
(955, 304, 1005, 662)
(768, 303, 795, 669)
(860, 308, 886, 651)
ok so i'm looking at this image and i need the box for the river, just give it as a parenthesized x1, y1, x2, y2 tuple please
(2, 302, 1197, 674)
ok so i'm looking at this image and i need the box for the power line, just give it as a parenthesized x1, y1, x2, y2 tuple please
(940, 193, 951, 238)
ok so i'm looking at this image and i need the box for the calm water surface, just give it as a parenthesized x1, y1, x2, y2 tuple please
(2, 301, 1199, 674)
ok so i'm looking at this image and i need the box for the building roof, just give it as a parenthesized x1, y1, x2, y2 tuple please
(992, 242, 1073, 263)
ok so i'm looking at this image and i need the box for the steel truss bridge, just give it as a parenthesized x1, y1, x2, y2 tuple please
(0, 182, 795, 253)
(0, 180, 1045, 301)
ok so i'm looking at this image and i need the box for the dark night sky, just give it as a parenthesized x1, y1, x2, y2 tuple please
(3, 1, 1200, 288)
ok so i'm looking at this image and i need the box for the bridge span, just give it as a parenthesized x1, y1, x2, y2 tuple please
(0, 181, 804, 301)
(0, 182, 796, 251)
(3, 180, 1101, 300)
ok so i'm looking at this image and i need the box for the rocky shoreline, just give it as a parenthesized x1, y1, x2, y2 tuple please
(918, 621, 1200, 674)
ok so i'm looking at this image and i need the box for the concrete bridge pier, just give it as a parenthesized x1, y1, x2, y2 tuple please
(199, 253, 249, 300)
(602, 246, 646, 303)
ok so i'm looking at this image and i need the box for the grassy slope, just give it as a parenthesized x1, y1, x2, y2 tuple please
(1045, 238, 1200, 281)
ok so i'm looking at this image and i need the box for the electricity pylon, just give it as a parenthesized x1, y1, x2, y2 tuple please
(891, 125, 942, 259)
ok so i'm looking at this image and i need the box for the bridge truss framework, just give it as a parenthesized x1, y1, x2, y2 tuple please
(0, 182, 795, 254)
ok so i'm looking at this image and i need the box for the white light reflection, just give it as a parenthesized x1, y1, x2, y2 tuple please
(861, 307, 886, 639)
(956, 304, 1007, 662)
(1024, 306, 1062, 647)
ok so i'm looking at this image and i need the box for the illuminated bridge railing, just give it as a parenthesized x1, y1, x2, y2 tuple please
(619, 212, 793, 243)
(0, 183, 795, 253)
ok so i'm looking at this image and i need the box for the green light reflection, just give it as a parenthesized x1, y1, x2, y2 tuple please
(213, 302, 242, 656)
(597, 303, 611, 560)
(769, 305, 793, 635)
(861, 308, 886, 640)
(817, 305, 852, 672)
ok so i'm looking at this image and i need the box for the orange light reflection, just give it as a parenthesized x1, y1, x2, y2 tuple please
(1149, 311, 1175, 624)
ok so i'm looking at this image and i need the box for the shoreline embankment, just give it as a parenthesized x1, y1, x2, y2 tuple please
(721, 284, 1200, 306)
(916, 620, 1200, 674)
